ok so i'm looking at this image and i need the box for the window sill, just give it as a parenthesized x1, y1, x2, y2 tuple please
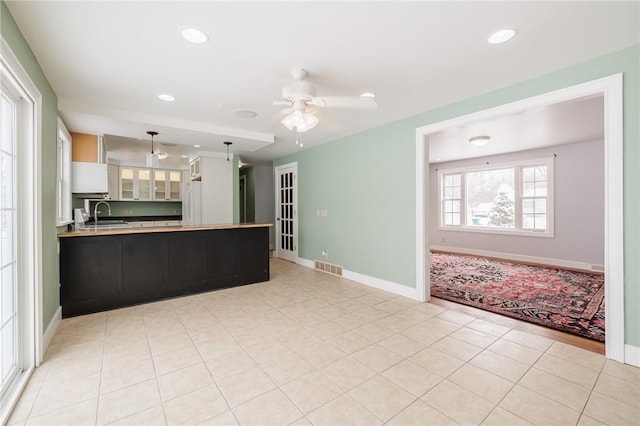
(438, 226, 554, 238)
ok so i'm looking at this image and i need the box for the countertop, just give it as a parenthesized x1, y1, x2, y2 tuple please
(58, 223, 273, 238)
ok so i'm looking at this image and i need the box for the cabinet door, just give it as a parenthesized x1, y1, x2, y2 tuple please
(120, 167, 135, 200)
(137, 169, 152, 200)
(154, 170, 167, 200)
(169, 171, 182, 200)
(107, 164, 119, 200)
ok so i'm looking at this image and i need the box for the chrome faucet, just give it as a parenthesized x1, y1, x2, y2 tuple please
(94, 201, 111, 224)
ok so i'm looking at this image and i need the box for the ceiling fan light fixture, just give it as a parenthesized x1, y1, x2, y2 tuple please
(281, 110, 319, 132)
(469, 135, 491, 147)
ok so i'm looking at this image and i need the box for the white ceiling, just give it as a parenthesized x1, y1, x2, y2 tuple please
(429, 95, 604, 163)
(6, 1, 639, 166)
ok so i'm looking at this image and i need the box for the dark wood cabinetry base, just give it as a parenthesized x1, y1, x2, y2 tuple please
(60, 227, 270, 317)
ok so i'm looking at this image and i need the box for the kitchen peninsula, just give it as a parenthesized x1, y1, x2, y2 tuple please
(58, 223, 271, 317)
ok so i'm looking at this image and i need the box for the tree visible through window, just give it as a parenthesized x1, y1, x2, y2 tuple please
(439, 159, 553, 236)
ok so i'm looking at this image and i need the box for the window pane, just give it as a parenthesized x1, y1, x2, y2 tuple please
(534, 214, 547, 229)
(522, 167, 534, 182)
(535, 166, 547, 181)
(535, 181, 547, 196)
(451, 213, 460, 225)
(523, 199, 534, 214)
(523, 182, 534, 197)
(534, 199, 547, 213)
(523, 214, 535, 229)
(466, 168, 514, 228)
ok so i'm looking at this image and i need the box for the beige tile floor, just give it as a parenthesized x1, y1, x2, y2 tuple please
(8, 259, 640, 426)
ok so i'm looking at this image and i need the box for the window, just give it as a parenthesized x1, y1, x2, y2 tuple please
(56, 118, 72, 226)
(438, 158, 554, 237)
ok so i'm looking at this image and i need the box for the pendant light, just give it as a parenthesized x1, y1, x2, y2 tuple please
(146, 131, 159, 168)
(223, 141, 232, 161)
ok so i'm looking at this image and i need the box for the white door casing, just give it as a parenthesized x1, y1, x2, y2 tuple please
(415, 74, 625, 363)
(275, 162, 298, 262)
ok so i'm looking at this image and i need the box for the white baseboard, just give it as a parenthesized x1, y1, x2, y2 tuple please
(297, 257, 421, 301)
(430, 245, 598, 272)
(41, 306, 61, 361)
(625, 344, 640, 367)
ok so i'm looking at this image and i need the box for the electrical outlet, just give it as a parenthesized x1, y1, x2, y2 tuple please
(322, 250, 328, 259)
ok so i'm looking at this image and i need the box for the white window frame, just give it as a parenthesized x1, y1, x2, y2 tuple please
(437, 157, 554, 237)
(56, 118, 72, 226)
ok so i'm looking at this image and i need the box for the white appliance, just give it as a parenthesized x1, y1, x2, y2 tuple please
(182, 157, 232, 225)
(182, 172, 201, 226)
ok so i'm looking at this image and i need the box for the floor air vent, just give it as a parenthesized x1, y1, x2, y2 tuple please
(314, 260, 343, 276)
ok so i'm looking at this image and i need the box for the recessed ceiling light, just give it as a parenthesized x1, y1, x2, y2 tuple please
(181, 28, 208, 44)
(194, 144, 200, 148)
(158, 94, 176, 102)
(234, 110, 258, 118)
(487, 28, 517, 44)
(360, 92, 376, 99)
(469, 135, 491, 147)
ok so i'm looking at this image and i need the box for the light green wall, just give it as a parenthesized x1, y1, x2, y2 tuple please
(1, 1, 60, 329)
(88, 201, 182, 217)
(276, 45, 640, 347)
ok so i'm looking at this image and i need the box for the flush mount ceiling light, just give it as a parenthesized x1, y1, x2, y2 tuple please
(469, 135, 491, 147)
(181, 28, 208, 44)
(146, 131, 160, 168)
(194, 144, 200, 148)
(158, 94, 176, 102)
(360, 92, 376, 99)
(487, 28, 517, 44)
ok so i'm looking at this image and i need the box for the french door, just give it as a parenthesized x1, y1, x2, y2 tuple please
(1, 79, 21, 402)
(0, 40, 39, 423)
(275, 163, 297, 262)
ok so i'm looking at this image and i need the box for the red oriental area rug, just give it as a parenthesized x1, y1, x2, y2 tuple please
(430, 252, 605, 342)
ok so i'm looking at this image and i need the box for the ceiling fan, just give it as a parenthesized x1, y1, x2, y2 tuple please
(273, 68, 378, 134)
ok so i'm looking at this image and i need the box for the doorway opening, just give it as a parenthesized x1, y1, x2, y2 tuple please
(415, 74, 624, 362)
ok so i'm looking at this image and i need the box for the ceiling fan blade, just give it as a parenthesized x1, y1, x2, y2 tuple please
(316, 96, 378, 111)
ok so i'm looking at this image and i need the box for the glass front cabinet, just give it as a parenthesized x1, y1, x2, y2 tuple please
(120, 167, 182, 201)
(154, 170, 182, 201)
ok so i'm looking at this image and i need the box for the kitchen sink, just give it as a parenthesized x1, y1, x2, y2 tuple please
(91, 219, 128, 225)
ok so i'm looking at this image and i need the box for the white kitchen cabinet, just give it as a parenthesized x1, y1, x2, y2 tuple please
(105, 164, 119, 200)
(71, 162, 108, 193)
(184, 156, 232, 225)
(119, 167, 152, 201)
(128, 221, 156, 228)
(154, 220, 182, 227)
(153, 169, 182, 201)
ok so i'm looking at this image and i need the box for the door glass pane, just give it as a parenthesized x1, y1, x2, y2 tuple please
(0, 90, 19, 394)
(169, 171, 181, 200)
(120, 168, 134, 199)
(138, 169, 151, 200)
(154, 170, 166, 200)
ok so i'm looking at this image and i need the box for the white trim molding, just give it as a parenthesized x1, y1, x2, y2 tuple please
(42, 306, 62, 358)
(297, 257, 422, 301)
(430, 245, 601, 273)
(416, 74, 625, 363)
(624, 345, 640, 368)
